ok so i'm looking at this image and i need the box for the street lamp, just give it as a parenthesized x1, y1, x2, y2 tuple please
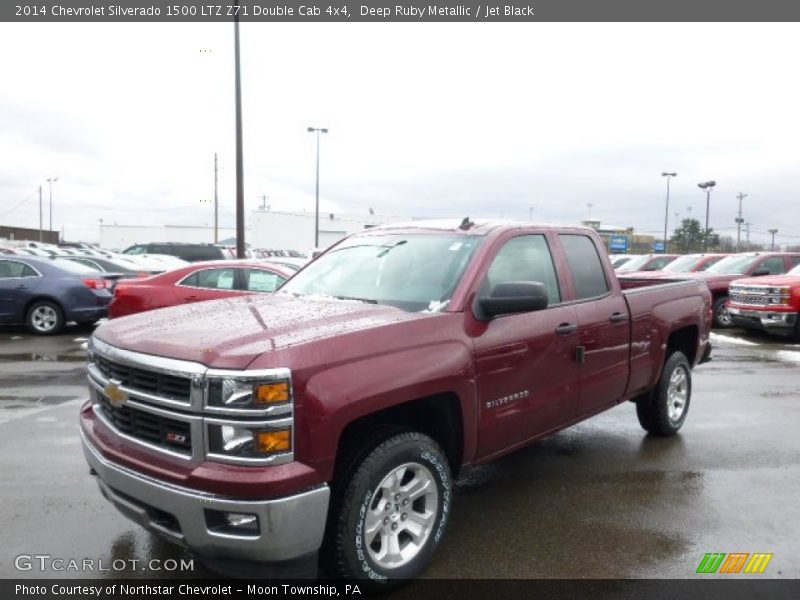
(697, 180, 716, 251)
(735, 193, 747, 253)
(661, 172, 676, 253)
(586, 202, 594, 221)
(307, 126, 328, 248)
(768, 228, 779, 251)
(46, 177, 58, 239)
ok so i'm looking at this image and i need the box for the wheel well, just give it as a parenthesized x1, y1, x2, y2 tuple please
(333, 393, 464, 482)
(667, 325, 698, 365)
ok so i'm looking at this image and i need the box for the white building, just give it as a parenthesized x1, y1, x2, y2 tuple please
(250, 209, 402, 253)
(97, 209, 402, 253)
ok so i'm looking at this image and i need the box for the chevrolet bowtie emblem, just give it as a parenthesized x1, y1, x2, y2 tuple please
(104, 380, 128, 408)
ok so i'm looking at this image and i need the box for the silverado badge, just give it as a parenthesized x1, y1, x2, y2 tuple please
(104, 380, 128, 408)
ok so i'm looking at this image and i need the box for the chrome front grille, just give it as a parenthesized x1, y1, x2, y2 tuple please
(729, 286, 788, 307)
(94, 354, 192, 403)
(97, 393, 192, 455)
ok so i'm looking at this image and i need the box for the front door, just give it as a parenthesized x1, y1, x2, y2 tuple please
(473, 233, 580, 460)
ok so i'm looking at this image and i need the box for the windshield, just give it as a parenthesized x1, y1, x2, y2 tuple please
(663, 255, 707, 273)
(616, 255, 652, 272)
(705, 255, 759, 275)
(610, 256, 630, 268)
(50, 258, 100, 275)
(279, 233, 483, 312)
(787, 264, 800, 276)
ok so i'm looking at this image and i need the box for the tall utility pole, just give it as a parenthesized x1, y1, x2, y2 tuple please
(735, 192, 747, 252)
(38, 185, 43, 242)
(46, 177, 58, 234)
(233, 11, 245, 259)
(307, 126, 328, 248)
(745, 221, 752, 247)
(697, 180, 716, 252)
(213, 153, 219, 244)
(768, 228, 779, 251)
(661, 172, 677, 252)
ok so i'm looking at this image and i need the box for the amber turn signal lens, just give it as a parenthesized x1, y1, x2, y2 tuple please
(255, 382, 290, 404)
(256, 429, 291, 453)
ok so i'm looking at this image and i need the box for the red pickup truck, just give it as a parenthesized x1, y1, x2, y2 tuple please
(727, 263, 800, 339)
(80, 220, 712, 586)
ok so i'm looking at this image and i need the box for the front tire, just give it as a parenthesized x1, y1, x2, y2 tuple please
(327, 432, 452, 589)
(636, 351, 692, 436)
(26, 300, 65, 335)
(713, 296, 732, 328)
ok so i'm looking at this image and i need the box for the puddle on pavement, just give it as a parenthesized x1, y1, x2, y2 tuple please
(0, 352, 86, 363)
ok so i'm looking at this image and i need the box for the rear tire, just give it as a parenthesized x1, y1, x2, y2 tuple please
(713, 296, 732, 328)
(26, 300, 65, 335)
(325, 431, 452, 590)
(636, 351, 691, 436)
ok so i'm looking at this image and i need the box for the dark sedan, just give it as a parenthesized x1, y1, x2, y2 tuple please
(0, 256, 114, 334)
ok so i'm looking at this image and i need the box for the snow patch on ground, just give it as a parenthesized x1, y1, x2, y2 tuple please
(710, 332, 760, 347)
(775, 350, 800, 364)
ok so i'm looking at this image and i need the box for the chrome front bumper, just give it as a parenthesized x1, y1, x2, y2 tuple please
(81, 428, 330, 564)
(728, 307, 798, 331)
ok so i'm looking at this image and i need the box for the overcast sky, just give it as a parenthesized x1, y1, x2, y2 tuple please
(2, 22, 800, 246)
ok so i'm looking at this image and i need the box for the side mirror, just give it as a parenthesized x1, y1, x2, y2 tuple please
(476, 281, 549, 320)
(751, 268, 771, 276)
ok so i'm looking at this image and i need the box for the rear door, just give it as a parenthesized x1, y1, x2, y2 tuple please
(557, 234, 630, 417)
(174, 267, 238, 304)
(474, 232, 580, 459)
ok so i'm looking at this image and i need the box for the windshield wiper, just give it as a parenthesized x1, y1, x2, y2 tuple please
(334, 295, 379, 304)
(376, 240, 407, 258)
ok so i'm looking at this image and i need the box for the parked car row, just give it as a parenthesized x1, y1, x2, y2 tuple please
(0, 250, 298, 333)
(615, 251, 800, 329)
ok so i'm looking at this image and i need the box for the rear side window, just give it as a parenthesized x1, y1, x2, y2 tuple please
(559, 234, 610, 300)
(243, 269, 286, 293)
(484, 235, 561, 305)
(149, 244, 174, 255)
(181, 268, 235, 290)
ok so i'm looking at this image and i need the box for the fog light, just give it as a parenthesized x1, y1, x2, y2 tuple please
(225, 512, 258, 531)
(205, 509, 260, 536)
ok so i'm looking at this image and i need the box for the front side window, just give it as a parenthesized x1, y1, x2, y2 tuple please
(181, 268, 235, 290)
(706, 255, 759, 275)
(559, 234, 609, 300)
(759, 256, 786, 275)
(482, 235, 561, 305)
(124, 245, 147, 255)
(279, 233, 482, 312)
(243, 269, 286, 293)
(0, 260, 38, 278)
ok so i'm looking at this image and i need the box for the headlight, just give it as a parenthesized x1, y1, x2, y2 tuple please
(206, 420, 293, 463)
(205, 368, 293, 415)
(768, 287, 791, 305)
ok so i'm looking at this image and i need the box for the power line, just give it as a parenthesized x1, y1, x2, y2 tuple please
(0, 190, 38, 218)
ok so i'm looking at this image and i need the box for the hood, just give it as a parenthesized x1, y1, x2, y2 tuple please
(730, 275, 800, 287)
(94, 294, 424, 369)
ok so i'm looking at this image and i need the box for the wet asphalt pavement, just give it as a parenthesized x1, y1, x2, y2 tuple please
(0, 324, 798, 580)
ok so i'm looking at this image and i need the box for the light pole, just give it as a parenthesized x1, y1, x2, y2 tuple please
(697, 180, 716, 251)
(307, 126, 328, 248)
(768, 228, 778, 251)
(661, 172, 676, 253)
(735, 192, 747, 252)
(46, 177, 58, 236)
(586, 202, 594, 221)
(233, 12, 245, 259)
